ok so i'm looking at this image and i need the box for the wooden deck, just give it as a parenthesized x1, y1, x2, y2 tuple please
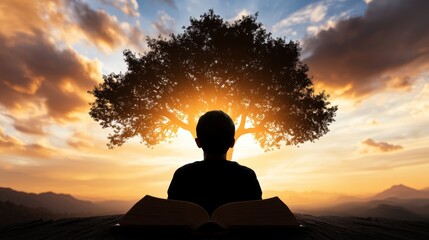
(0, 214, 428, 240)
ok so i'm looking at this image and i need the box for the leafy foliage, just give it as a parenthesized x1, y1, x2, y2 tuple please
(89, 10, 337, 153)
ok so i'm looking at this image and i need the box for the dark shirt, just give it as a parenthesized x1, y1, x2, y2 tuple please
(167, 159, 262, 215)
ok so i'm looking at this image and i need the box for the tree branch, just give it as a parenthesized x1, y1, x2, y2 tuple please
(236, 127, 256, 138)
(235, 113, 247, 137)
(235, 114, 269, 139)
(160, 107, 190, 132)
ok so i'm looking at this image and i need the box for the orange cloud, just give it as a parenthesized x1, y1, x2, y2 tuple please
(0, 129, 22, 148)
(67, 130, 95, 149)
(360, 138, 403, 154)
(1, 0, 146, 53)
(0, 0, 147, 131)
(68, 0, 145, 52)
(0, 0, 58, 37)
(0, 32, 100, 122)
(11, 117, 46, 136)
(69, 0, 127, 51)
(0, 128, 56, 159)
(303, 0, 429, 98)
(0, 0, 112, 130)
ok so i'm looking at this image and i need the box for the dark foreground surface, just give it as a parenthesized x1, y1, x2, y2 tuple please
(0, 214, 428, 240)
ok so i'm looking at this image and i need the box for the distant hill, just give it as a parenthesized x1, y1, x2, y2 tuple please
(372, 184, 429, 200)
(263, 189, 345, 210)
(95, 200, 133, 214)
(307, 184, 429, 221)
(0, 187, 133, 217)
(0, 201, 66, 225)
(0, 187, 98, 215)
(3, 185, 429, 224)
(313, 199, 428, 221)
(372, 204, 424, 220)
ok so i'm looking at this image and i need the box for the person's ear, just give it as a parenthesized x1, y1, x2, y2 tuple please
(195, 138, 201, 148)
(230, 138, 235, 148)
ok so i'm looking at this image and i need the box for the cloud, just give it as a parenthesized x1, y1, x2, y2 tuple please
(411, 81, 429, 117)
(229, 9, 251, 22)
(360, 138, 403, 153)
(67, 130, 95, 149)
(306, 10, 352, 36)
(0, 0, 103, 124)
(0, 0, 63, 37)
(61, 0, 144, 52)
(2, 0, 145, 53)
(69, 0, 130, 51)
(0, 0, 150, 127)
(0, 31, 100, 121)
(0, 129, 23, 148)
(100, 0, 140, 17)
(11, 117, 47, 136)
(0, 128, 56, 159)
(152, 10, 175, 36)
(304, 0, 429, 98)
(273, 2, 328, 34)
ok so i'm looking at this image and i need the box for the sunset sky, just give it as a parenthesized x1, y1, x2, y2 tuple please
(1, 0, 428, 206)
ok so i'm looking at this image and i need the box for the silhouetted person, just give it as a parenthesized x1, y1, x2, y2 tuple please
(168, 110, 262, 215)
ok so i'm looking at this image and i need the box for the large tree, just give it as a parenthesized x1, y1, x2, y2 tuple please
(89, 10, 337, 159)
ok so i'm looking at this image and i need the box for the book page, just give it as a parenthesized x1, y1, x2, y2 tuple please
(211, 197, 299, 229)
(120, 195, 210, 229)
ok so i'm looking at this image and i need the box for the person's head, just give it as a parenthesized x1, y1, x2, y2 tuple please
(195, 110, 235, 155)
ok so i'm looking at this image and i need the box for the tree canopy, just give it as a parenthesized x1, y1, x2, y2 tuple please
(89, 10, 337, 158)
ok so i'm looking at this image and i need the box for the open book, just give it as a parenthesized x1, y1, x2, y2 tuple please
(117, 195, 299, 233)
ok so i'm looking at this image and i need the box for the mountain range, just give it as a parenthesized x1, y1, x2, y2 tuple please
(1, 184, 429, 225)
(0, 187, 133, 225)
(301, 185, 429, 221)
(372, 184, 429, 199)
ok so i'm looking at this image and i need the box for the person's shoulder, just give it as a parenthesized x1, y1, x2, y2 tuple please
(175, 160, 204, 173)
(228, 161, 257, 174)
